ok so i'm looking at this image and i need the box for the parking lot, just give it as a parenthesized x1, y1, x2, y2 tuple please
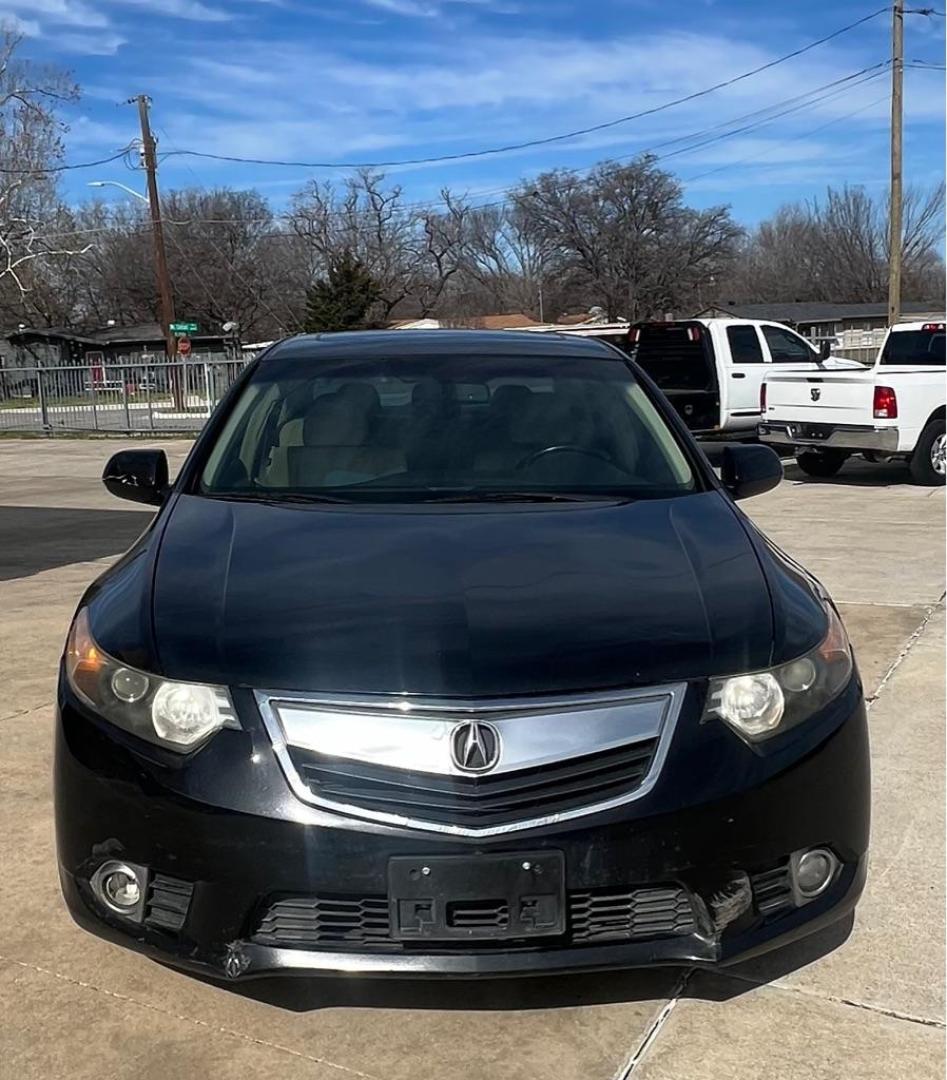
(0, 437, 943, 1080)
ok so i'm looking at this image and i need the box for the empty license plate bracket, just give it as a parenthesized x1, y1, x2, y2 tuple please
(389, 852, 565, 941)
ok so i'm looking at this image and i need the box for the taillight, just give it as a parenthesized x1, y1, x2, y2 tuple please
(629, 328, 641, 344)
(687, 326, 702, 342)
(760, 381, 767, 413)
(921, 323, 945, 332)
(873, 385, 898, 419)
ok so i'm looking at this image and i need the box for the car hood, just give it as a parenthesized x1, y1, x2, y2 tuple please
(130, 490, 777, 698)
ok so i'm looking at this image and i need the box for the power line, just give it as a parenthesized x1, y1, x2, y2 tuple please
(682, 91, 892, 184)
(156, 123, 302, 330)
(24, 61, 893, 246)
(0, 146, 136, 176)
(157, 7, 889, 171)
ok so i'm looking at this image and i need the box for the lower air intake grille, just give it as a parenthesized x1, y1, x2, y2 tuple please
(144, 874, 193, 933)
(254, 895, 392, 948)
(750, 863, 794, 917)
(569, 886, 697, 942)
(252, 885, 696, 951)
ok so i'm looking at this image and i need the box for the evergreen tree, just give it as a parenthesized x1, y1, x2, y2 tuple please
(303, 252, 381, 332)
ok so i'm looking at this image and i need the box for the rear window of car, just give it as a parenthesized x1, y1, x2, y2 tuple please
(198, 350, 697, 502)
(880, 329, 946, 366)
(632, 324, 715, 390)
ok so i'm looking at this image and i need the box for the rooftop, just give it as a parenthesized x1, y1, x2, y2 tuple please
(698, 301, 943, 324)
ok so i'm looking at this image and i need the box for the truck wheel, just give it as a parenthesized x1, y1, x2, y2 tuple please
(909, 420, 946, 486)
(795, 450, 848, 478)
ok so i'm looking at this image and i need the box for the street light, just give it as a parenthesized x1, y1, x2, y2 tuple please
(88, 180, 148, 203)
(88, 179, 183, 407)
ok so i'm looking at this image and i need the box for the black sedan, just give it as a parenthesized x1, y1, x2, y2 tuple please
(55, 330, 869, 981)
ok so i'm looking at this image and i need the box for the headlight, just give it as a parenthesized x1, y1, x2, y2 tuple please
(703, 605, 853, 742)
(64, 609, 238, 752)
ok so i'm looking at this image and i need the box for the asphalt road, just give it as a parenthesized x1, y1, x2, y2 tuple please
(0, 438, 943, 1080)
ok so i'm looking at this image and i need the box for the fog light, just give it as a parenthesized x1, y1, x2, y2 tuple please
(792, 847, 839, 900)
(91, 861, 146, 919)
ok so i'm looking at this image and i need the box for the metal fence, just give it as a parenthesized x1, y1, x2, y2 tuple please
(0, 356, 248, 435)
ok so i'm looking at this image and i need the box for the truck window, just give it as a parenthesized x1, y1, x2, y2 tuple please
(762, 326, 815, 362)
(727, 325, 764, 364)
(632, 324, 715, 390)
(880, 329, 946, 366)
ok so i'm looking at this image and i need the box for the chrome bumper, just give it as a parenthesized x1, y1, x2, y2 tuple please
(759, 422, 900, 453)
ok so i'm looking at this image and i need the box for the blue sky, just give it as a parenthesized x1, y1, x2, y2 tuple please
(7, 0, 946, 225)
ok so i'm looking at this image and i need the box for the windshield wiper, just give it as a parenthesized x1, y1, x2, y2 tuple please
(207, 490, 353, 505)
(419, 490, 625, 504)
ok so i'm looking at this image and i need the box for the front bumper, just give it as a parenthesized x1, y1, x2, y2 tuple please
(759, 421, 900, 454)
(54, 680, 870, 981)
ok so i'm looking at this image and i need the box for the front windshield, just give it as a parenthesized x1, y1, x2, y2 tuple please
(199, 350, 696, 501)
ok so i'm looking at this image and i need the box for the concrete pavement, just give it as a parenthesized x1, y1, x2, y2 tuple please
(0, 438, 943, 1080)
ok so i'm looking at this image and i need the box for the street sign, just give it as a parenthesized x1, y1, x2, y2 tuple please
(177, 336, 192, 357)
(170, 321, 198, 335)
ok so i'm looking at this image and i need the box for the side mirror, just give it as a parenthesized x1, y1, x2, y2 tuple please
(102, 449, 170, 506)
(818, 339, 832, 361)
(721, 444, 783, 501)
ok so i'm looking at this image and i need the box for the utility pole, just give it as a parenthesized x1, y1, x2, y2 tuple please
(888, 0, 904, 328)
(131, 95, 181, 407)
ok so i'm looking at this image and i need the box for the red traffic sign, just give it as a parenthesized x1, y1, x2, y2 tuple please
(177, 336, 192, 357)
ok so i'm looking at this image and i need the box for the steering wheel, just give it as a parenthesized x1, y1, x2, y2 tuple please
(515, 444, 623, 472)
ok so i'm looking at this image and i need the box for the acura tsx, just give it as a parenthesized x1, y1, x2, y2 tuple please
(55, 330, 869, 980)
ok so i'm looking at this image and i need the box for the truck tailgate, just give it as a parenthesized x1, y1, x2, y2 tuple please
(764, 371, 876, 426)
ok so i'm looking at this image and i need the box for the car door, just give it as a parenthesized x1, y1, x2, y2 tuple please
(760, 324, 820, 370)
(722, 323, 768, 429)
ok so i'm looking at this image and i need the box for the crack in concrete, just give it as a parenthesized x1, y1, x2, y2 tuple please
(868, 597, 945, 705)
(713, 967, 946, 1031)
(0, 954, 384, 1080)
(0, 701, 53, 723)
(611, 968, 693, 1078)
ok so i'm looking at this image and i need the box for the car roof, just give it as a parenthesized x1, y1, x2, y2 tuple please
(261, 329, 621, 362)
(890, 320, 945, 333)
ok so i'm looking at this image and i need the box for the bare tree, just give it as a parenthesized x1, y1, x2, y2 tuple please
(0, 28, 89, 319)
(451, 202, 563, 319)
(287, 170, 468, 322)
(724, 183, 945, 304)
(514, 157, 742, 320)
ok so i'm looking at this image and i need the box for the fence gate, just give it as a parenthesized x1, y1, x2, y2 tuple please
(0, 357, 248, 436)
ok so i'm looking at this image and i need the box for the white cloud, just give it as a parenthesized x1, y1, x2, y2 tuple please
(360, 0, 518, 15)
(106, 0, 233, 21)
(0, 11, 41, 35)
(63, 21, 944, 208)
(0, 0, 109, 29)
(55, 29, 127, 52)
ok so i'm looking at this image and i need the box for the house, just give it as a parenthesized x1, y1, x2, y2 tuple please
(4, 322, 227, 371)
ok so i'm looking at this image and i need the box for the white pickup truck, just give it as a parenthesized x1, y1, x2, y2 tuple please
(629, 318, 828, 436)
(759, 321, 946, 485)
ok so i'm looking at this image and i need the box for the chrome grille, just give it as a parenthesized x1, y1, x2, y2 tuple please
(257, 683, 686, 837)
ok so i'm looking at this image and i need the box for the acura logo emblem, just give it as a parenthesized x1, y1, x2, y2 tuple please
(811, 388, 821, 401)
(450, 721, 501, 774)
